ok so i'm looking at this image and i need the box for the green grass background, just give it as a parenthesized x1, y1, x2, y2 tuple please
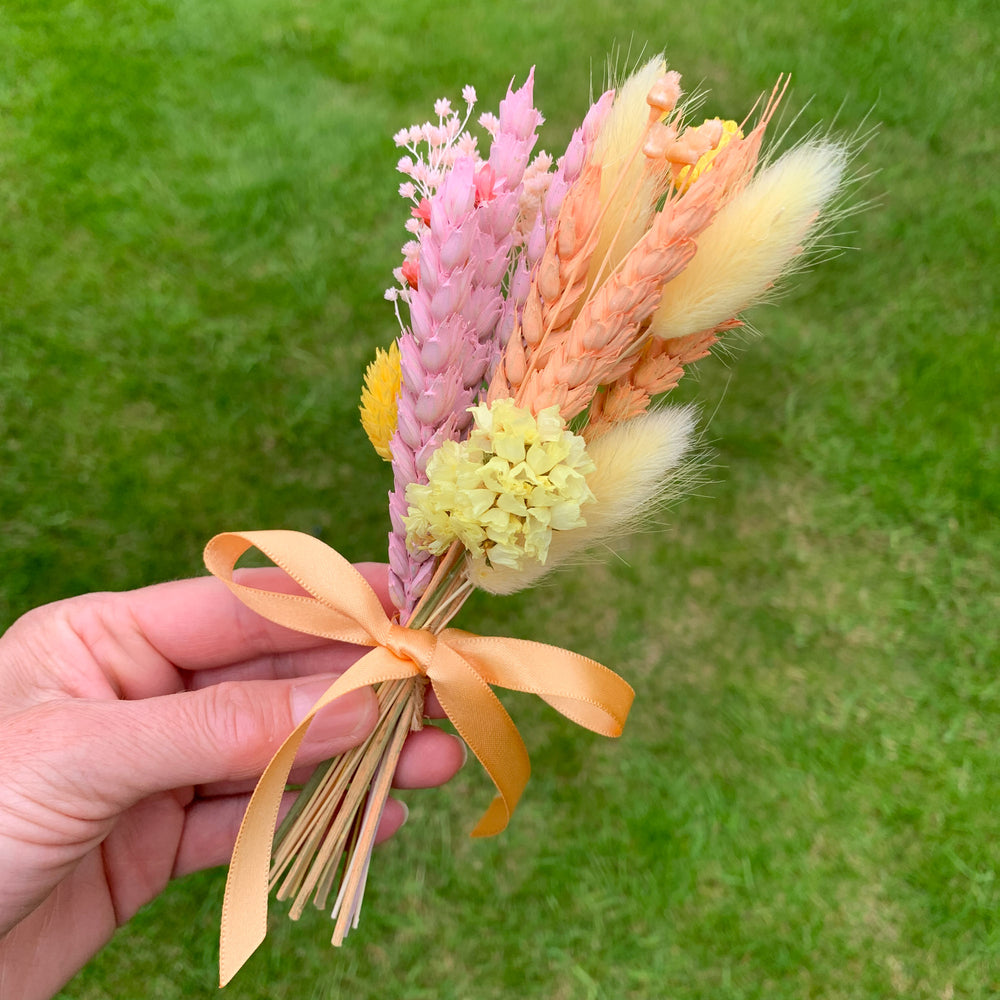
(1, 0, 997, 996)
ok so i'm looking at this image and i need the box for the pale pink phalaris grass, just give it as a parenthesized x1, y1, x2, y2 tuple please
(494, 89, 614, 381)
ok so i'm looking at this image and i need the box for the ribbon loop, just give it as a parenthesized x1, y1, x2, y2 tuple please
(205, 530, 635, 986)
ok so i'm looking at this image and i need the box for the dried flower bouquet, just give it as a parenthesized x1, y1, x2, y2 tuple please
(205, 54, 851, 985)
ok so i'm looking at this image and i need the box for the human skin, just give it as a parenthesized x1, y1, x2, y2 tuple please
(0, 565, 465, 1000)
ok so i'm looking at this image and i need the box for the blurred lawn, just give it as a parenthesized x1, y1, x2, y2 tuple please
(1, 0, 997, 997)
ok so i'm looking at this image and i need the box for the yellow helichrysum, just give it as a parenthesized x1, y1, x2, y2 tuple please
(359, 342, 402, 461)
(404, 399, 596, 571)
(469, 405, 697, 595)
(651, 140, 848, 341)
(673, 119, 743, 191)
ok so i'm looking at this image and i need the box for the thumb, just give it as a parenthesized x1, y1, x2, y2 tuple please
(26, 677, 378, 816)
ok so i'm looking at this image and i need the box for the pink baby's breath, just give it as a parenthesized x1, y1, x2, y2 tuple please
(478, 112, 499, 137)
(456, 133, 479, 157)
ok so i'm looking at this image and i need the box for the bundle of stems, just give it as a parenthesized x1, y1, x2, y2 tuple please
(269, 545, 470, 943)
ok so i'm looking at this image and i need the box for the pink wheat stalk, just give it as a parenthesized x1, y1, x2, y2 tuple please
(387, 75, 543, 614)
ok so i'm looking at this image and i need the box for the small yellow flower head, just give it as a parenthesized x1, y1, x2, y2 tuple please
(359, 342, 402, 461)
(673, 119, 743, 192)
(404, 399, 596, 570)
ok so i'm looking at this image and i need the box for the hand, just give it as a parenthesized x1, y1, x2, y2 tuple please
(0, 566, 464, 1000)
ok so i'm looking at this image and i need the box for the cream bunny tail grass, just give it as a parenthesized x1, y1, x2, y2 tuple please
(584, 137, 850, 438)
(586, 56, 674, 288)
(469, 405, 698, 595)
(649, 139, 849, 341)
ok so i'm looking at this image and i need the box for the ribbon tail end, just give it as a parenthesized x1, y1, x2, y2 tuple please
(470, 795, 513, 838)
(219, 929, 266, 989)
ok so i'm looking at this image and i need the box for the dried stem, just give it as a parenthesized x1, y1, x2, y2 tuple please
(269, 545, 474, 945)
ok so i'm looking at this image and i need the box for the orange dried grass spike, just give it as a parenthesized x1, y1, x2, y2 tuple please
(492, 71, 680, 407)
(536, 164, 605, 339)
(514, 184, 714, 418)
(583, 319, 741, 441)
(521, 230, 696, 415)
(489, 162, 605, 402)
(581, 81, 790, 437)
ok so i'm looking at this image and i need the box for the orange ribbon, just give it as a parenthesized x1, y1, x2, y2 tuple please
(204, 529, 634, 986)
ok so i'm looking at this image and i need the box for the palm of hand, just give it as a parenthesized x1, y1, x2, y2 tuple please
(0, 566, 462, 999)
(0, 595, 196, 950)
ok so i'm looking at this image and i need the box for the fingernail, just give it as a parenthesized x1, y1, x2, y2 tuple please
(291, 677, 373, 741)
(397, 800, 409, 827)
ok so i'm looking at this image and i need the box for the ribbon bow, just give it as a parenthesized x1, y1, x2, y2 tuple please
(204, 530, 635, 985)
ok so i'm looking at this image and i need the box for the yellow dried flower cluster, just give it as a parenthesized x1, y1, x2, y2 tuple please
(404, 400, 596, 570)
(359, 342, 402, 461)
(674, 118, 743, 191)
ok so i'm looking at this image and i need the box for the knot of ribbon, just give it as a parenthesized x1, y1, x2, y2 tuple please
(383, 621, 437, 672)
(203, 529, 635, 986)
